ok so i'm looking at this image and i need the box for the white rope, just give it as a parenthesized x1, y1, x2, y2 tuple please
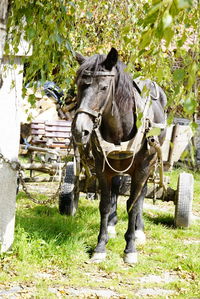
(97, 97, 152, 174)
(102, 146, 136, 174)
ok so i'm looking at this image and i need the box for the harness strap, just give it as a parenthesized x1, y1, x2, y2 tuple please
(93, 97, 152, 174)
(146, 119, 166, 130)
(133, 79, 160, 100)
(133, 80, 142, 95)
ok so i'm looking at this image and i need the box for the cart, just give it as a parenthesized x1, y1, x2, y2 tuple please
(59, 122, 194, 228)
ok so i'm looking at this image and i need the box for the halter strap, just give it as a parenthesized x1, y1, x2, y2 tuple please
(75, 107, 100, 119)
(82, 70, 115, 77)
(74, 72, 115, 126)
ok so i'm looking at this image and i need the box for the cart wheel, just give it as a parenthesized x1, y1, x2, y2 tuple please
(59, 161, 79, 216)
(174, 172, 194, 228)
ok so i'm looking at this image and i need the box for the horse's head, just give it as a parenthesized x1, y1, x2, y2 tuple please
(72, 48, 118, 145)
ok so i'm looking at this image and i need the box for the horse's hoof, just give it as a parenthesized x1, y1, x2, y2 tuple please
(91, 252, 107, 263)
(135, 230, 146, 245)
(123, 252, 138, 264)
(108, 225, 116, 238)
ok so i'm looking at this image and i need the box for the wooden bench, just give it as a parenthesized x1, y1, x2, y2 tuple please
(31, 120, 72, 149)
(20, 120, 73, 182)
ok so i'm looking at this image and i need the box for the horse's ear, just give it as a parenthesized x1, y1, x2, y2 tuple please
(75, 53, 87, 65)
(104, 47, 118, 71)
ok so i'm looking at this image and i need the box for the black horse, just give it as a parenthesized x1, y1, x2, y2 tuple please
(72, 48, 167, 264)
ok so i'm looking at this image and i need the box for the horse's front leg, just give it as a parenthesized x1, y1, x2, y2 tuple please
(92, 175, 111, 263)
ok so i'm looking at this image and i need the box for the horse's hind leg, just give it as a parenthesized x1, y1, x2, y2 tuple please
(124, 180, 147, 264)
(124, 199, 140, 264)
(135, 183, 147, 245)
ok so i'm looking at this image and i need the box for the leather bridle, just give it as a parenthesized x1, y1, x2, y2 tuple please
(74, 70, 116, 127)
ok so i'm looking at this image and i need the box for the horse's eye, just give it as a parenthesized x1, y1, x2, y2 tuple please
(100, 86, 108, 91)
(81, 83, 90, 90)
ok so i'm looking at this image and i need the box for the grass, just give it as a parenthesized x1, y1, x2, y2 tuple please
(0, 167, 200, 298)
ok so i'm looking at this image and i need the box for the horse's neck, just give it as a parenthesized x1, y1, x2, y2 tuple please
(100, 101, 135, 144)
(100, 103, 123, 144)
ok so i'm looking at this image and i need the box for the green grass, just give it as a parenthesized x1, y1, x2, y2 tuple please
(0, 167, 199, 298)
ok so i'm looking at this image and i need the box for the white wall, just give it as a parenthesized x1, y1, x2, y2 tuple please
(0, 56, 23, 252)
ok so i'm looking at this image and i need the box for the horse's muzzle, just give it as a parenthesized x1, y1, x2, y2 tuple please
(73, 129, 91, 145)
(72, 112, 93, 145)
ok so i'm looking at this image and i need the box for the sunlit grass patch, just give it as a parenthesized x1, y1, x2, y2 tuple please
(0, 168, 199, 298)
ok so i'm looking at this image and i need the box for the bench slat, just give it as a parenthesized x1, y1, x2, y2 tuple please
(32, 120, 45, 124)
(45, 120, 71, 127)
(45, 132, 71, 138)
(32, 140, 71, 148)
(31, 129, 46, 135)
(31, 124, 45, 129)
(45, 126, 71, 132)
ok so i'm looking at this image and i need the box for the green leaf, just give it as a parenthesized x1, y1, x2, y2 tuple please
(155, 20, 164, 39)
(146, 127, 161, 137)
(183, 96, 197, 114)
(191, 121, 198, 131)
(28, 94, 36, 107)
(176, 0, 193, 9)
(86, 11, 93, 19)
(142, 12, 158, 28)
(187, 62, 198, 90)
(170, 1, 179, 17)
(55, 33, 63, 45)
(141, 85, 150, 98)
(139, 29, 152, 50)
(66, 41, 74, 54)
(173, 69, 185, 81)
(136, 112, 143, 128)
(177, 33, 187, 47)
(163, 27, 174, 45)
(156, 68, 164, 81)
(162, 12, 173, 29)
(149, 1, 162, 15)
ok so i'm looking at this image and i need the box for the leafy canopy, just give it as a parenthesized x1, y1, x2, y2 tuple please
(6, 0, 200, 117)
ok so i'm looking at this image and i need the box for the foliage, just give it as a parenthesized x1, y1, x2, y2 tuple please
(6, 0, 76, 89)
(6, 0, 200, 116)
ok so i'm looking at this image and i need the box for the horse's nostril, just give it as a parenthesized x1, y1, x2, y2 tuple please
(82, 130, 90, 137)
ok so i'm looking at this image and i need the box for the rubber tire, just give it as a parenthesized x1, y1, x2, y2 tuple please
(174, 172, 194, 228)
(59, 162, 79, 216)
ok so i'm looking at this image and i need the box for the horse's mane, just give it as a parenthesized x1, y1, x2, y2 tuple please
(76, 54, 135, 111)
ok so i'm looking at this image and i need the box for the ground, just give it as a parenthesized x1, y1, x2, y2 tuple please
(0, 172, 200, 298)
